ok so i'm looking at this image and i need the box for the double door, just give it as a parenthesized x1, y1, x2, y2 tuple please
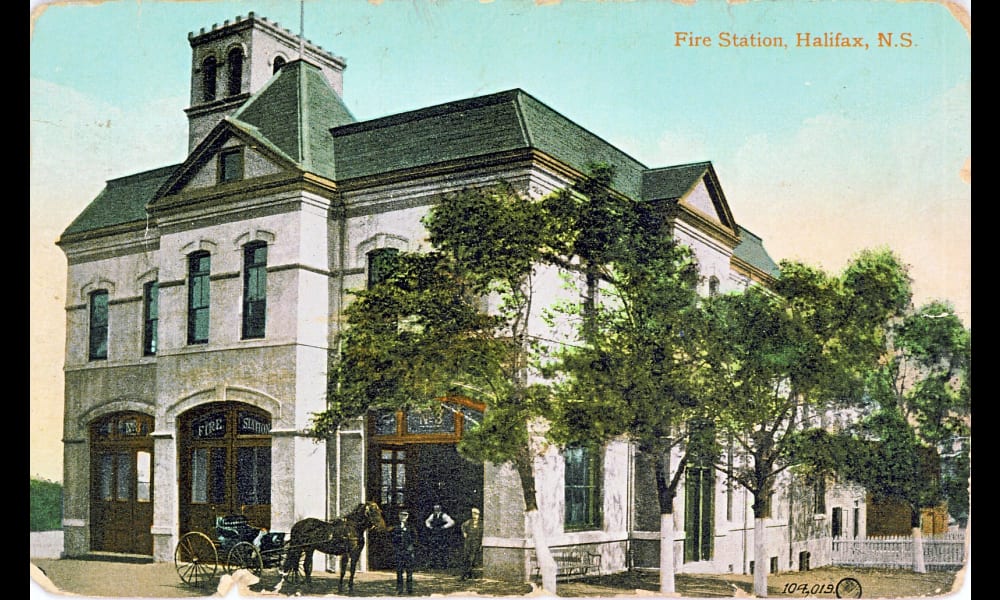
(179, 403, 272, 536)
(90, 413, 154, 555)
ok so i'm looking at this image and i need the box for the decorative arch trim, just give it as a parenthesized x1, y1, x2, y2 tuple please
(78, 399, 155, 430)
(164, 385, 282, 423)
(80, 277, 116, 303)
(234, 229, 276, 250)
(356, 233, 409, 266)
(179, 239, 218, 256)
(136, 268, 159, 286)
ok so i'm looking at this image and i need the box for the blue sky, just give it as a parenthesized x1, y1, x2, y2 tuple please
(29, 0, 970, 483)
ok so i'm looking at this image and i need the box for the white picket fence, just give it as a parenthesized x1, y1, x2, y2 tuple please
(831, 533, 966, 569)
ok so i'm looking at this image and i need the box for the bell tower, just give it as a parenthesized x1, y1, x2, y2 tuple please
(184, 12, 347, 151)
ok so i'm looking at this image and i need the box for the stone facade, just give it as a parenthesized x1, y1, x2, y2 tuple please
(57, 12, 848, 581)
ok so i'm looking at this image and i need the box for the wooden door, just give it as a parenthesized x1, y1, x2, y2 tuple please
(90, 413, 154, 555)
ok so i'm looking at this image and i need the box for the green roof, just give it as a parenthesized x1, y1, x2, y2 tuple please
(231, 59, 354, 180)
(734, 226, 780, 278)
(330, 89, 647, 198)
(60, 164, 179, 238)
(641, 162, 711, 201)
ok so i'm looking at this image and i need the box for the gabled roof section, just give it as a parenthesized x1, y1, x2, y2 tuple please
(59, 164, 180, 239)
(329, 89, 647, 197)
(641, 161, 738, 233)
(734, 225, 781, 278)
(231, 59, 354, 180)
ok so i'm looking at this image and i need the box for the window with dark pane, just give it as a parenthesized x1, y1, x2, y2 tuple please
(564, 445, 602, 530)
(220, 149, 243, 183)
(684, 419, 716, 562)
(89, 289, 108, 360)
(242, 243, 267, 339)
(202, 56, 217, 102)
(272, 56, 286, 74)
(187, 252, 211, 344)
(237, 446, 271, 506)
(367, 248, 399, 288)
(143, 281, 158, 355)
(227, 48, 243, 96)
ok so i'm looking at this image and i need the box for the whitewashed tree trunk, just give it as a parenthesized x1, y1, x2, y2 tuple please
(754, 517, 768, 597)
(527, 509, 557, 594)
(660, 512, 676, 594)
(912, 526, 926, 573)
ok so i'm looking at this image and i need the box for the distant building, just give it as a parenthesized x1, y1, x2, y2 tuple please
(57, 12, 859, 579)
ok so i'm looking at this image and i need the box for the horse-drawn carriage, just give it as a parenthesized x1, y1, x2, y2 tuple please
(174, 501, 386, 593)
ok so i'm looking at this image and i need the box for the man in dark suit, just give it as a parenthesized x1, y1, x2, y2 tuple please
(390, 509, 418, 595)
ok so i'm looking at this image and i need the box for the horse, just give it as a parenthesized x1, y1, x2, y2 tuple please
(277, 501, 386, 594)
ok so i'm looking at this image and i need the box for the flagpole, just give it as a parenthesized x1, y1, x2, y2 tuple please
(299, 0, 305, 59)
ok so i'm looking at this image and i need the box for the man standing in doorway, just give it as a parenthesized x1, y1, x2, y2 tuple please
(460, 507, 483, 580)
(391, 509, 418, 595)
(424, 503, 455, 569)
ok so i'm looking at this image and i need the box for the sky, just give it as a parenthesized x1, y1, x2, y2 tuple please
(29, 0, 970, 485)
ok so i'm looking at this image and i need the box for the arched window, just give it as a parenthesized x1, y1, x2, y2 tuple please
(202, 56, 217, 102)
(367, 248, 399, 288)
(227, 48, 244, 96)
(272, 56, 286, 74)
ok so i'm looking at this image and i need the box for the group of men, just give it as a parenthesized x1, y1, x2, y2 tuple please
(390, 504, 483, 595)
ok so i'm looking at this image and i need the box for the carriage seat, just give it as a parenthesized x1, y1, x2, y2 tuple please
(216, 515, 262, 546)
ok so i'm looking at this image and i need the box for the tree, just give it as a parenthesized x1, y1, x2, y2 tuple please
(847, 300, 970, 572)
(542, 166, 703, 593)
(697, 249, 911, 596)
(310, 183, 565, 592)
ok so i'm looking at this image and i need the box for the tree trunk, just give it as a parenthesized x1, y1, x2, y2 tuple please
(754, 516, 768, 597)
(515, 449, 557, 592)
(660, 512, 676, 594)
(911, 509, 926, 573)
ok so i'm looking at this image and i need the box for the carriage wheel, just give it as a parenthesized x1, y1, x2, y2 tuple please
(174, 531, 219, 587)
(281, 548, 305, 585)
(226, 542, 263, 577)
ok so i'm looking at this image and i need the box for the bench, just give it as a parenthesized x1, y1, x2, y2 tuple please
(529, 548, 602, 581)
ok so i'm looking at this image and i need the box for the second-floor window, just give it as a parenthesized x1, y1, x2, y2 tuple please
(89, 290, 109, 361)
(188, 252, 211, 344)
(367, 248, 399, 288)
(242, 243, 267, 339)
(143, 282, 159, 356)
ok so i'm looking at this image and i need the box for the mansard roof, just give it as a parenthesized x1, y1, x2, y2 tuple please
(734, 225, 781, 279)
(59, 164, 180, 239)
(328, 89, 647, 198)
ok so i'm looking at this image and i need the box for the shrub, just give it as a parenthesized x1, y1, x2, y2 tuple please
(30, 478, 62, 531)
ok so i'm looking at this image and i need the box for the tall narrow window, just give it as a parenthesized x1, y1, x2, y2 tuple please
(367, 248, 399, 288)
(202, 56, 217, 102)
(142, 282, 159, 356)
(219, 149, 243, 183)
(187, 252, 211, 344)
(227, 48, 244, 96)
(564, 445, 602, 530)
(708, 276, 720, 297)
(813, 477, 826, 514)
(89, 290, 109, 360)
(242, 243, 267, 339)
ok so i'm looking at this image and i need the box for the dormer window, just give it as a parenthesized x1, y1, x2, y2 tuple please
(219, 148, 244, 183)
(227, 48, 244, 96)
(202, 56, 217, 102)
(273, 56, 286, 74)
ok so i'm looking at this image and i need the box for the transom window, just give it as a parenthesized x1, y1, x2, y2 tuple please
(89, 289, 109, 360)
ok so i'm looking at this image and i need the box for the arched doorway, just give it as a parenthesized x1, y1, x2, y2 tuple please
(89, 412, 154, 554)
(367, 398, 485, 570)
(178, 402, 272, 536)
